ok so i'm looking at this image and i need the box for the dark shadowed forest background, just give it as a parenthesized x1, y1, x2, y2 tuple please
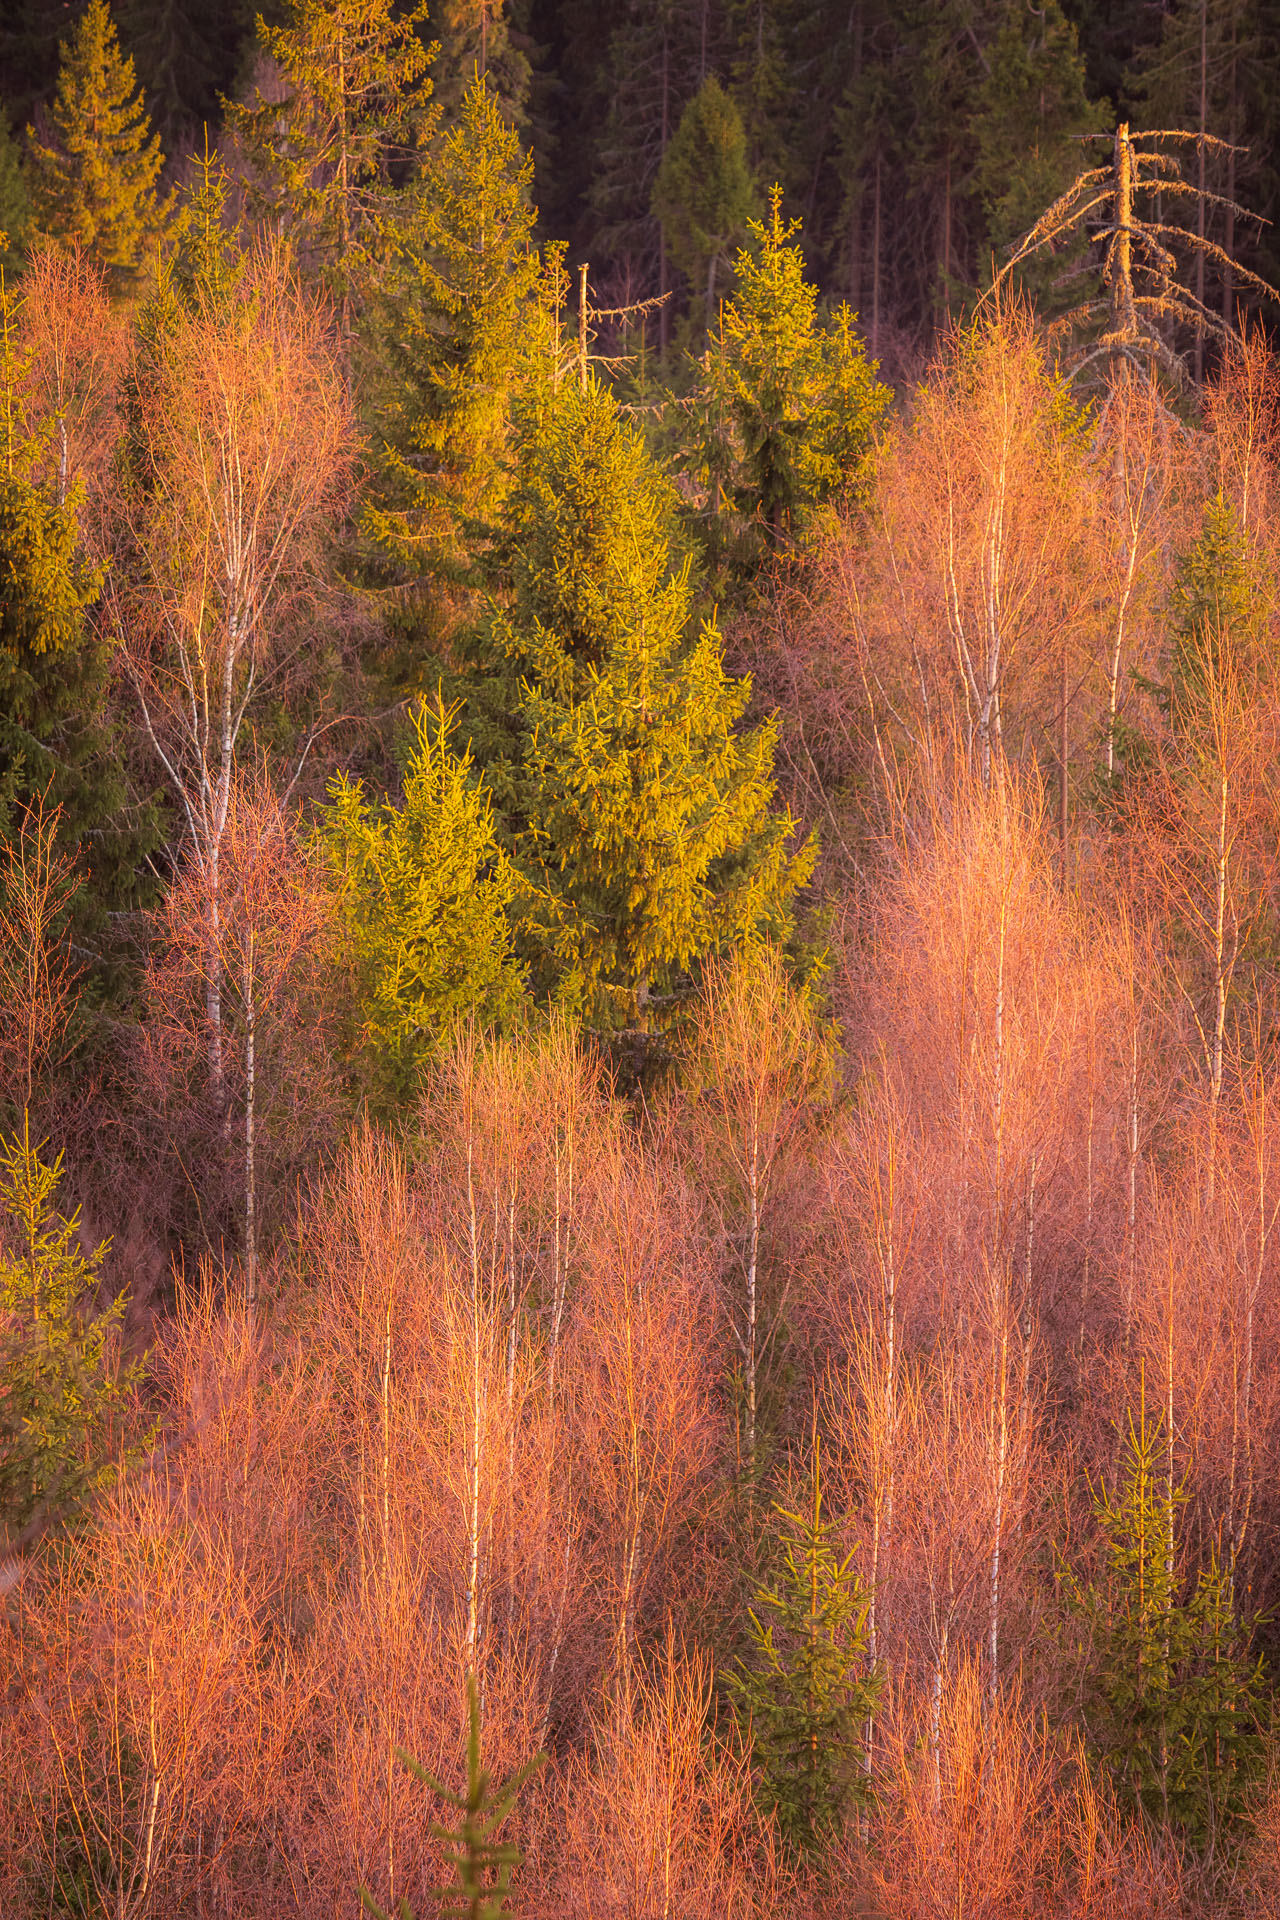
(4, 2, 1280, 1915)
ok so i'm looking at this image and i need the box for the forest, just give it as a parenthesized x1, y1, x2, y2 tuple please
(4, 0, 1280, 1915)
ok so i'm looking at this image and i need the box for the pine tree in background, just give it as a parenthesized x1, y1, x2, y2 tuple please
(0, 1123, 143, 1550)
(117, 0, 252, 151)
(510, 378, 812, 1035)
(1060, 1398, 1266, 1849)
(652, 73, 757, 334)
(229, 0, 435, 302)
(363, 76, 541, 617)
(320, 702, 526, 1106)
(693, 189, 888, 584)
(973, 0, 1104, 283)
(728, 1437, 883, 1857)
(425, 0, 533, 130)
(0, 106, 29, 270)
(26, 0, 165, 286)
(1134, 0, 1280, 351)
(585, 0, 716, 330)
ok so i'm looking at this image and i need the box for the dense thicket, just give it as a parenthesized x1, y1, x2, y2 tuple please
(4, 6, 1280, 1919)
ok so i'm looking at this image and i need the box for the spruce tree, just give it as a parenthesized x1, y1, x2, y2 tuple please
(425, 0, 533, 130)
(117, 0, 250, 150)
(362, 76, 541, 608)
(692, 189, 888, 586)
(1060, 1399, 1266, 1848)
(972, 1, 1105, 288)
(507, 378, 813, 1034)
(1167, 493, 1266, 735)
(360, 1674, 544, 1920)
(0, 277, 128, 906)
(0, 1123, 143, 1548)
(229, 0, 435, 300)
(320, 702, 527, 1106)
(0, 106, 29, 270)
(728, 1438, 883, 1857)
(26, 0, 165, 285)
(652, 74, 757, 334)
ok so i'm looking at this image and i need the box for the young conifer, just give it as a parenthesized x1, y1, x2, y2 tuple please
(363, 76, 541, 599)
(693, 189, 888, 585)
(501, 378, 813, 1035)
(26, 0, 165, 284)
(728, 1436, 883, 1857)
(652, 74, 757, 334)
(1060, 1398, 1266, 1848)
(360, 1675, 544, 1920)
(320, 702, 527, 1106)
(0, 275, 121, 885)
(0, 1122, 143, 1548)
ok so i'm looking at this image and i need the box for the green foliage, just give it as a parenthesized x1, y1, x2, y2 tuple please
(693, 189, 889, 585)
(1167, 493, 1267, 734)
(497, 378, 812, 1033)
(0, 1123, 142, 1546)
(1060, 1398, 1267, 1849)
(425, 0, 533, 129)
(360, 1674, 544, 1920)
(26, 0, 165, 284)
(0, 105, 29, 270)
(728, 1438, 883, 1857)
(363, 76, 541, 596)
(0, 283, 124, 885)
(652, 75, 757, 334)
(117, 0, 251, 149)
(228, 0, 435, 297)
(973, 1, 1105, 291)
(320, 703, 527, 1106)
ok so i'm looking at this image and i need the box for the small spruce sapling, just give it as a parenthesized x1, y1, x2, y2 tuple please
(0, 1122, 144, 1548)
(320, 702, 527, 1106)
(692, 189, 888, 587)
(1059, 1396, 1266, 1849)
(729, 1434, 883, 1856)
(359, 1674, 545, 1920)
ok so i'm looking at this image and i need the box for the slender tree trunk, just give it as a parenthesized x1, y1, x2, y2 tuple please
(871, 146, 882, 359)
(744, 1114, 760, 1487)
(243, 931, 257, 1314)
(1059, 635, 1069, 875)
(1196, 0, 1208, 385)
(658, 32, 670, 356)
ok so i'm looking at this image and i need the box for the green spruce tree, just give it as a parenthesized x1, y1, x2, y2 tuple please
(693, 188, 888, 586)
(320, 702, 527, 1107)
(229, 0, 435, 302)
(972, 1, 1105, 291)
(360, 1674, 544, 1920)
(652, 74, 757, 334)
(0, 1123, 144, 1548)
(362, 76, 541, 615)
(1167, 492, 1267, 735)
(117, 0, 251, 150)
(1060, 1397, 1266, 1848)
(425, 0, 533, 130)
(728, 1437, 884, 1857)
(0, 276, 128, 908)
(0, 106, 29, 270)
(26, 0, 165, 285)
(505, 378, 813, 1034)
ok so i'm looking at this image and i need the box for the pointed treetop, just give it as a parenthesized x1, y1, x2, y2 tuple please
(27, 0, 166, 283)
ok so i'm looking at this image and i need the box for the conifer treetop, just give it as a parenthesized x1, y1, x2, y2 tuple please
(27, 0, 165, 280)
